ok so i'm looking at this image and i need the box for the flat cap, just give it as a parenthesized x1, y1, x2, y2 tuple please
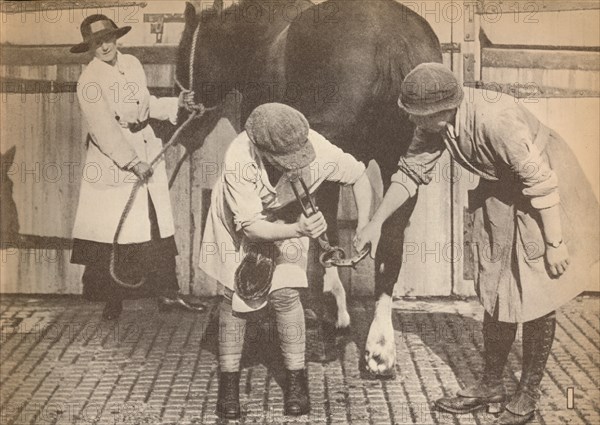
(245, 103, 315, 170)
(398, 63, 464, 116)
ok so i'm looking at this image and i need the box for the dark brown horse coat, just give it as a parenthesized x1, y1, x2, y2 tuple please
(177, 0, 442, 298)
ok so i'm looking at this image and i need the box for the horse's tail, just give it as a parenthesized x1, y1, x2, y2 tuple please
(373, 41, 443, 105)
(372, 41, 405, 104)
(372, 2, 443, 104)
(265, 25, 289, 90)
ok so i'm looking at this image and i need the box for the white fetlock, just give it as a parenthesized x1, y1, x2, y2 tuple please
(323, 268, 350, 328)
(364, 297, 395, 375)
(336, 309, 351, 329)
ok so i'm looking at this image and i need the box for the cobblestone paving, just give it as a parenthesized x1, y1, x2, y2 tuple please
(0, 295, 598, 425)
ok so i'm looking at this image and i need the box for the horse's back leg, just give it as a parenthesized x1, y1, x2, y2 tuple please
(313, 181, 350, 328)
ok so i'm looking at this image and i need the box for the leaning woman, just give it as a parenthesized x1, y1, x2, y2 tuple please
(201, 103, 372, 419)
(70, 15, 204, 320)
(356, 63, 599, 424)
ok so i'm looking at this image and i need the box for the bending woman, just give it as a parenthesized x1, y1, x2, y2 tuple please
(200, 103, 372, 419)
(356, 63, 599, 425)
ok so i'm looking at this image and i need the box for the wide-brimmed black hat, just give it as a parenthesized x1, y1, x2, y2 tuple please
(70, 14, 131, 54)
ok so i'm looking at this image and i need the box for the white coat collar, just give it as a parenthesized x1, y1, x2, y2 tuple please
(90, 51, 125, 74)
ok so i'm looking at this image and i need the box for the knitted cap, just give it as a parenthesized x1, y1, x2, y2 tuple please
(398, 63, 464, 116)
(245, 103, 315, 171)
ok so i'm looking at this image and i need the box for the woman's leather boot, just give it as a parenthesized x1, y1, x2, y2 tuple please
(495, 313, 556, 424)
(216, 371, 241, 419)
(284, 368, 310, 416)
(436, 312, 517, 414)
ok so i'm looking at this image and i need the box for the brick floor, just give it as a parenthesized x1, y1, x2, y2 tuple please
(0, 295, 598, 425)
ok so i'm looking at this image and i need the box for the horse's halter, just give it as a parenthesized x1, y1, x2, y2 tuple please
(174, 22, 220, 115)
(175, 24, 200, 92)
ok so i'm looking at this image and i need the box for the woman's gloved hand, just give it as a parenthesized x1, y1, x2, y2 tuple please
(178, 90, 204, 114)
(131, 161, 153, 181)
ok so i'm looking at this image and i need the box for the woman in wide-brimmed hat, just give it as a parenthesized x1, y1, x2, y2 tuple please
(200, 103, 373, 419)
(356, 63, 599, 425)
(70, 14, 204, 320)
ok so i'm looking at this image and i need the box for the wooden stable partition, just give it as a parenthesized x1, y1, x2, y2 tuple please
(0, 55, 454, 299)
(0, 0, 458, 298)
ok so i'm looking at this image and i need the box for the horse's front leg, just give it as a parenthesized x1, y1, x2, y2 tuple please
(364, 195, 418, 377)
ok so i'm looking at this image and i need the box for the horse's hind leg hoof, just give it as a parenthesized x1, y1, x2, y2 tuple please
(323, 268, 350, 329)
(335, 309, 350, 329)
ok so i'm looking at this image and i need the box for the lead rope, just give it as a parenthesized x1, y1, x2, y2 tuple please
(174, 24, 200, 92)
(109, 23, 206, 289)
(109, 110, 200, 288)
(174, 23, 219, 114)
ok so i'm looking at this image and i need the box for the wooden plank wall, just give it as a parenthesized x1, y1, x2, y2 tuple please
(0, 49, 208, 294)
(0, 2, 188, 46)
(0, 45, 369, 296)
(9, 1, 594, 297)
(1, 12, 460, 299)
(0, 70, 85, 294)
(394, 49, 456, 296)
(1, 1, 460, 297)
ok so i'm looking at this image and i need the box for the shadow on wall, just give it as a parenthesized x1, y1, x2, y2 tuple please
(0, 146, 73, 250)
(1, 146, 19, 245)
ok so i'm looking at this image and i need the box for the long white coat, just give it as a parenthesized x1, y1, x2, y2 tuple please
(72, 53, 178, 244)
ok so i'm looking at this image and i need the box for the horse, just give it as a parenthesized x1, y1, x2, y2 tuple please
(176, 0, 442, 376)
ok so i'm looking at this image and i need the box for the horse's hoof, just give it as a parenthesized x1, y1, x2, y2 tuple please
(363, 316, 396, 378)
(359, 355, 397, 380)
(363, 356, 396, 378)
(335, 310, 351, 329)
(360, 368, 397, 380)
(335, 325, 351, 337)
